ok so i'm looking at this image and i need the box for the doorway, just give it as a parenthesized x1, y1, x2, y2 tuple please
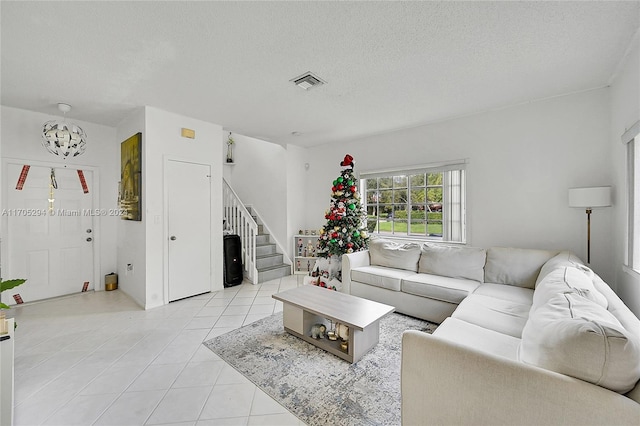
(4, 163, 95, 304)
(166, 160, 212, 301)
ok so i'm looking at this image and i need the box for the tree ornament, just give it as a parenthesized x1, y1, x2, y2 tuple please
(348, 203, 356, 210)
(337, 177, 344, 183)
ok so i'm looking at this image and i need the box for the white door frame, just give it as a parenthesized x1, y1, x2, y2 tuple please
(162, 156, 213, 305)
(1, 158, 102, 292)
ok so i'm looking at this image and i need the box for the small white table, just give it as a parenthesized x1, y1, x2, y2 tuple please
(272, 285, 395, 363)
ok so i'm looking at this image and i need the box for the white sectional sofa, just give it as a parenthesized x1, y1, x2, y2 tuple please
(341, 239, 640, 425)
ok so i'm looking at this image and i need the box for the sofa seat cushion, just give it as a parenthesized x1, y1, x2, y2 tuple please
(401, 274, 480, 304)
(418, 244, 486, 282)
(434, 317, 521, 360)
(484, 247, 558, 289)
(520, 292, 640, 394)
(452, 294, 531, 338)
(472, 283, 534, 305)
(351, 265, 417, 291)
(368, 238, 421, 272)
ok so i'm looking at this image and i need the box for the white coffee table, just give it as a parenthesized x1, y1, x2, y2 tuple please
(272, 285, 395, 363)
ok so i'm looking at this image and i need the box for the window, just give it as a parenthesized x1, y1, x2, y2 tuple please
(361, 162, 466, 242)
(624, 121, 640, 271)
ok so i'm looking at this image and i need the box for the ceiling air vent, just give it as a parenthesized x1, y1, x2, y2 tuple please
(290, 72, 326, 90)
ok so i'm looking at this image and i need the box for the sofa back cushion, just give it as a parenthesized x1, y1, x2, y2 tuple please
(485, 247, 558, 289)
(532, 266, 608, 310)
(418, 244, 486, 282)
(520, 293, 640, 393)
(535, 250, 585, 287)
(368, 238, 421, 272)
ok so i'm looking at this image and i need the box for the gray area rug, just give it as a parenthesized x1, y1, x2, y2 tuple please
(203, 311, 437, 426)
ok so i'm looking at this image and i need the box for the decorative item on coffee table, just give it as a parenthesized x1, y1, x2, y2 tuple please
(327, 319, 338, 340)
(337, 322, 349, 352)
(310, 323, 326, 339)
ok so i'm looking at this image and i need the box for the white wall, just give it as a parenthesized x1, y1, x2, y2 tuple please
(1, 106, 119, 292)
(116, 109, 146, 307)
(303, 89, 616, 283)
(286, 144, 308, 255)
(143, 107, 223, 309)
(1, 105, 225, 310)
(610, 32, 640, 316)
(223, 134, 289, 253)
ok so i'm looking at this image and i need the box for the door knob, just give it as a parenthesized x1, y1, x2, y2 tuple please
(170, 236, 177, 241)
(86, 229, 92, 233)
(86, 237, 92, 242)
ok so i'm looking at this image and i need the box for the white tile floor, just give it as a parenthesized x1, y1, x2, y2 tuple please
(11, 275, 307, 426)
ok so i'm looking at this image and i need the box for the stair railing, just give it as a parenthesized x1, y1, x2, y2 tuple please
(223, 179, 258, 284)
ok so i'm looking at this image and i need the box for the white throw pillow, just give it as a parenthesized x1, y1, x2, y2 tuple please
(485, 247, 558, 288)
(520, 293, 640, 393)
(418, 244, 486, 282)
(368, 238, 421, 272)
(532, 266, 608, 310)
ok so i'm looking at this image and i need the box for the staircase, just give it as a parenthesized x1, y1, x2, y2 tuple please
(223, 179, 290, 284)
(249, 208, 291, 283)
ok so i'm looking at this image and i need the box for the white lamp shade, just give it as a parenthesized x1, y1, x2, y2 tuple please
(568, 186, 612, 208)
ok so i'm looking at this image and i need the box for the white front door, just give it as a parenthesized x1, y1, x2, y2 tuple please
(5, 164, 94, 304)
(167, 160, 211, 302)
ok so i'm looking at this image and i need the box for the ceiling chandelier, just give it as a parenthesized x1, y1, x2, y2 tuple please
(42, 103, 87, 158)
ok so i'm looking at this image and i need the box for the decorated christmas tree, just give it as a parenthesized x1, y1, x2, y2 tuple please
(317, 154, 369, 259)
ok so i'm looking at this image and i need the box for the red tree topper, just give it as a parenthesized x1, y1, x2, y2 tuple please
(340, 154, 354, 168)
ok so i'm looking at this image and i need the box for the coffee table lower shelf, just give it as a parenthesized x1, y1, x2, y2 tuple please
(282, 303, 382, 363)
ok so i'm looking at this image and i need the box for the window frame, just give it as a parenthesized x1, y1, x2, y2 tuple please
(360, 160, 467, 243)
(623, 120, 640, 272)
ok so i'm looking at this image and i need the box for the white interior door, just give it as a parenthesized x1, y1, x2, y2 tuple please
(167, 160, 211, 301)
(5, 164, 94, 304)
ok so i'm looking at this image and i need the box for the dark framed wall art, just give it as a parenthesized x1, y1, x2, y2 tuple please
(119, 132, 142, 221)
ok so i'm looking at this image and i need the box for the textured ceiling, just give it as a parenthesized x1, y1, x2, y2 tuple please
(2, 1, 639, 147)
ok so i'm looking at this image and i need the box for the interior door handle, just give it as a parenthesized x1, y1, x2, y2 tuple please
(86, 237, 92, 242)
(170, 236, 177, 241)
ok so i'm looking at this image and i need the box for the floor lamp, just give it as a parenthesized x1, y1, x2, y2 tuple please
(568, 186, 612, 264)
